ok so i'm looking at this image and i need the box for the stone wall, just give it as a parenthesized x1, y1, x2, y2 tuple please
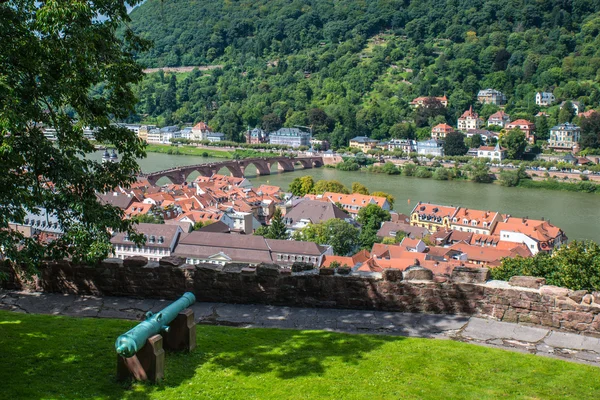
(2, 257, 599, 336)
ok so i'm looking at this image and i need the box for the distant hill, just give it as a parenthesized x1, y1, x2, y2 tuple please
(127, 0, 600, 147)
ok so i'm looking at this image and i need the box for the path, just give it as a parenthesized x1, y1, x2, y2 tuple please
(2, 290, 599, 366)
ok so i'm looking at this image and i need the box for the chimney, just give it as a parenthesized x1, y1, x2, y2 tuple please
(414, 259, 420, 266)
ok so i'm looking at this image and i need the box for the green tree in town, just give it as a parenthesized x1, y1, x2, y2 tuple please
(466, 133, 483, 149)
(289, 176, 315, 196)
(579, 113, 600, 150)
(294, 219, 360, 256)
(402, 163, 417, 176)
(357, 204, 391, 249)
(352, 182, 369, 195)
(261, 113, 282, 133)
(312, 180, 349, 194)
(0, 0, 147, 272)
(263, 208, 288, 240)
(558, 101, 575, 123)
(468, 160, 493, 183)
(131, 214, 165, 224)
(535, 116, 550, 141)
(443, 132, 468, 156)
(433, 167, 452, 180)
(502, 128, 528, 159)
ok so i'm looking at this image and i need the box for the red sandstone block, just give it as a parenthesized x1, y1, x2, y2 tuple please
(509, 276, 546, 289)
(502, 309, 518, 323)
(511, 300, 532, 310)
(520, 291, 542, 302)
(540, 285, 570, 297)
(567, 290, 587, 304)
(518, 313, 541, 325)
(563, 311, 594, 323)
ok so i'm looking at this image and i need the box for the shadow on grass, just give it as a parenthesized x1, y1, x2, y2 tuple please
(0, 311, 397, 399)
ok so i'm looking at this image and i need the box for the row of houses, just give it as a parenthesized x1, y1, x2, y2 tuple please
(319, 202, 566, 274)
(351, 116, 590, 157)
(121, 123, 314, 148)
(410, 90, 581, 109)
(408, 202, 566, 255)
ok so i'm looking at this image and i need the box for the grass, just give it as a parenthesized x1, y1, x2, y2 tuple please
(144, 144, 234, 159)
(1, 310, 600, 399)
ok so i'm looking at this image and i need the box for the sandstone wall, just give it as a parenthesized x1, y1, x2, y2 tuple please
(2, 257, 599, 336)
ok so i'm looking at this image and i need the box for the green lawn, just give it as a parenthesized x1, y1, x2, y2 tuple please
(144, 144, 234, 159)
(1, 310, 600, 399)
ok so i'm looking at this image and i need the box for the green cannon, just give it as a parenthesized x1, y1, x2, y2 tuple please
(115, 292, 196, 358)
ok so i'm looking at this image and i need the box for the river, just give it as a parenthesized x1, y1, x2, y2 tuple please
(92, 151, 600, 243)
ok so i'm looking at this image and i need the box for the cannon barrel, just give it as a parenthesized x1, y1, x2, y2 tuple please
(115, 292, 196, 358)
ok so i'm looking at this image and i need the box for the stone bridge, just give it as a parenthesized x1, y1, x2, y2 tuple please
(140, 156, 324, 185)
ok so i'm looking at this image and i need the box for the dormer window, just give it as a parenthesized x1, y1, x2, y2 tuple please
(463, 219, 468, 225)
(471, 221, 477, 226)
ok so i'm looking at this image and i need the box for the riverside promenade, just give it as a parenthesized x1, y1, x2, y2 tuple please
(1, 289, 599, 367)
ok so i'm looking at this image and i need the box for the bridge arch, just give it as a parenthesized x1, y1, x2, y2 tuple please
(295, 158, 313, 169)
(268, 158, 295, 173)
(240, 159, 271, 176)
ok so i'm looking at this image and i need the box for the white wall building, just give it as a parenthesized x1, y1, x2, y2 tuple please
(110, 223, 183, 261)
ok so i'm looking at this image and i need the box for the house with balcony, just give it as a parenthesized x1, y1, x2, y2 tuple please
(476, 143, 507, 162)
(431, 123, 454, 140)
(477, 89, 506, 105)
(409, 96, 448, 108)
(409, 202, 458, 232)
(457, 106, 483, 131)
(191, 121, 212, 141)
(548, 122, 581, 152)
(383, 139, 416, 153)
(487, 111, 510, 128)
(449, 208, 502, 235)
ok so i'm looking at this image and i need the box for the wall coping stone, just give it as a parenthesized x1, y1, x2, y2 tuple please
(509, 276, 546, 289)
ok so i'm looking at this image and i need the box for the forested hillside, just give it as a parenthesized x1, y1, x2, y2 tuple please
(128, 0, 600, 147)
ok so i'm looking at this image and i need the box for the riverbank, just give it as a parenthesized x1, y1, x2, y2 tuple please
(350, 161, 600, 195)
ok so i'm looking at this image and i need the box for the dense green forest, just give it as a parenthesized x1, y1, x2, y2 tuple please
(127, 0, 600, 147)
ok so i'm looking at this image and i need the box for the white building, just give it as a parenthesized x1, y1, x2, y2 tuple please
(191, 122, 212, 141)
(487, 111, 510, 128)
(110, 223, 183, 261)
(206, 132, 226, 142)
(476, 143, 506, 162)
(457, 106, 483, 131)
(536, 92, 555, 106)
(269, 128, 311, 148)
(416, 139, 444, 157)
